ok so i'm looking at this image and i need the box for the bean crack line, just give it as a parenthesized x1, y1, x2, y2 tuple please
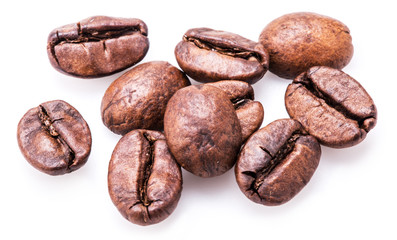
(243, 132, 303, 198)
(184, 36, 262, 63)
(38, 106, 76, 169)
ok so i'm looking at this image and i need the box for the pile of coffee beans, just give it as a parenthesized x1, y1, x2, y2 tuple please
(17, 12, 377, 226)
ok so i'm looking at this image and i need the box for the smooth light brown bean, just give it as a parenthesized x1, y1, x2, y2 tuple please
(101, 61, 190, 135)
(259, 12, 353, 79)
(164, 85, 242, 177)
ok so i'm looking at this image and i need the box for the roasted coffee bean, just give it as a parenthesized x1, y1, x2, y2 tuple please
(235, 119, 321, 206)
(47, 16, 149, 78)
(17, 100, 91, 175)
(285, 66, 377, 148)
(175, 28, 269, 84)
(101, 61, 190, 135)
(206, 80, 264, 142)
(164, 85, 242, 177)
(108, 130, 182, 226)
(259, 12, 353, 79)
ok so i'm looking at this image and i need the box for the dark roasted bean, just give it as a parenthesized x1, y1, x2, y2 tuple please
(285, 66, 377, 148)
(175, 28, 269, 84)
(17, 100, 91, 175)
(108, 130, 182, 226)
(47, 16, 149, 78)
(235, 119, 321, 206)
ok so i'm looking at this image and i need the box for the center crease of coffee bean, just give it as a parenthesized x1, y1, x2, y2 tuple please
(184, 36, 262, 63)
(38, 105, 76, 169)
(128, 132, 158, 222)
(57, 23, 145, 46)
(243, 132, 302, 198)
(141, 133, 155, 206)
(49, 24, 145, 66)
(296, 73, 373, 132)
(231, 97, 251, 109)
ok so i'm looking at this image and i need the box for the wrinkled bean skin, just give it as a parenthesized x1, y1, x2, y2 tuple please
(175, 28, 269, 84)
(235, 119, 321, 206)
(259, 12, 353, 79)
(285, 66, 377, 148)
(164, 85, 242, 178)
(206, 80, 264, 142)
(17, 100, 91, 175)
(47, 16, 149, 78)
(108, 130, 182, 226)
(101, 61, 190, 135)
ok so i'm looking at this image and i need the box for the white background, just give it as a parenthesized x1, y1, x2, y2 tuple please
(1, 0, 396, 239)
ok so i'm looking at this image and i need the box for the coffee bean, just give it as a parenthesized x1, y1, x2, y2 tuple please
(17, 100, 91, 175)
(259, 12, 353, 79)
(164, 85, 242, 177)
(47, 16, 149, 78)
(235, 119, 321, 206)
(101, 61, 190, 135)
(285, 66, 377, 148)
(108, 130, 182, 226)
(175, 28, 269, 84)
(206, 80, 264, 142)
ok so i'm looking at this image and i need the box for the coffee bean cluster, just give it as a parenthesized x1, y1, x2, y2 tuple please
(17, 12, 377, 226)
